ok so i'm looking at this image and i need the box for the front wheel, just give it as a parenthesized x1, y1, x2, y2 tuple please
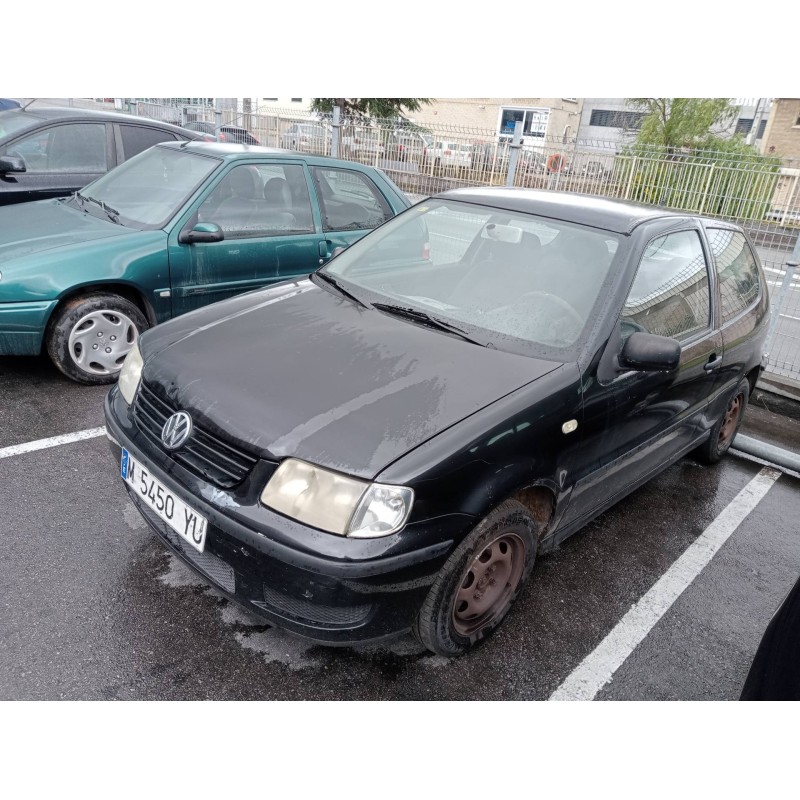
(412, 499, 538, 657)
(46, 293, 148, 385)
(694, 378, 750, 464)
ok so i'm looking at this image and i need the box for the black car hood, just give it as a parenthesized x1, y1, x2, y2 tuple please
(142, 280, 560, 479)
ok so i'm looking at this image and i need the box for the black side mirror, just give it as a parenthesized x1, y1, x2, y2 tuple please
(179, 222, 224, 244)
(620, 332, 681, 373)
(0, 155, 26, 174)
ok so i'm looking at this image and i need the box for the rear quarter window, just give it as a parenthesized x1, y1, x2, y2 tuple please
(706, 229, 762, 324)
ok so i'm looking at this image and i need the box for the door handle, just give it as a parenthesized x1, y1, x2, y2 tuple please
(704, 354, 723, 372)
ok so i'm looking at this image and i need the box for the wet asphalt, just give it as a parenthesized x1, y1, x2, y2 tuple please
(2, 354, 800, 701)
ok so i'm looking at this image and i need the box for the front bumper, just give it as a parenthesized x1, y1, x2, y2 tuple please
(105, 386, 471, 644)
(0, 300, 56, 356)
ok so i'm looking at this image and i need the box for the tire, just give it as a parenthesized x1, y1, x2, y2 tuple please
(694, 378, 750, 465)
(412, 499, 539, 657)
(46, 293, 148, 385)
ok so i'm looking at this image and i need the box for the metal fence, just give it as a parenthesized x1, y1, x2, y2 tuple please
(106, 99, 800, 389)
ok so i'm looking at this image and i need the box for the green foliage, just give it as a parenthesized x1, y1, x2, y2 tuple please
(615, 100, 782, 221)
(311, 98, 430, 120)
(627, 98, 737, 150)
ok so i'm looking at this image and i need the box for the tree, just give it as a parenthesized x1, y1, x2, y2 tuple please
(311, 98, 430, 121)
(627, 98, 737, 152)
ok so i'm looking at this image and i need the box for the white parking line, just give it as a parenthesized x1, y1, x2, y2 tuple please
(549, 466, 781, 701)
(0, 426, 107, 460)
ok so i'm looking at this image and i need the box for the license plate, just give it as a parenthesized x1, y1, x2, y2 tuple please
(121, 448, 208, 553)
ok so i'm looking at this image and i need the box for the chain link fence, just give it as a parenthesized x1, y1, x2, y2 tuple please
(76, 99, 800, 390)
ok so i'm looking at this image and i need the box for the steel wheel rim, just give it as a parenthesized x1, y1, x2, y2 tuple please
(67, 309, 139, 376)
(719, 392, 744, 449)
(452, 533, 526, 637)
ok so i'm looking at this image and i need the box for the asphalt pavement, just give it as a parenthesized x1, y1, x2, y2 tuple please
(2, 354, 800, 700)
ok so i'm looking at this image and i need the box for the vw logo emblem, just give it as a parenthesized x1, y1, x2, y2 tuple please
(161, 411, 193, 451)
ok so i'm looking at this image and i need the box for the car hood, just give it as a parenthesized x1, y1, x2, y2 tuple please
(142, 280, 560, 479)
(0, 199, 130, 265)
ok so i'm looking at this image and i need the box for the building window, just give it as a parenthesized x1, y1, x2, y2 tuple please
(263, 98, 278, 102)
(498, 107, 550, 138)
(291, 98, 303, 103)
(589, 109, 646, 130)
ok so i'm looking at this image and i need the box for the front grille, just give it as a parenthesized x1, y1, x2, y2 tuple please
(133, 382, 258, 489)
(134, 492, 236, 594)
(256, 584, 372, 627)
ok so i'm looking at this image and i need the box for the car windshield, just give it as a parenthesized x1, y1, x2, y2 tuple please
(322, 199, 624, 360)
(0, 110, 43, 141)
(72, 146, 221, 228)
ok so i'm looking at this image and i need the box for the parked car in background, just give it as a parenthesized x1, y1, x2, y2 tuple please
(426, 140, 473, 168)
(0, 106, 203, 205)
(0, 98, 22, 111)
(215, 125, 260, 145)
(741, 573, 800, 700)
(386, 130, 431, 163)
(340, 127, 385, 160)
(104, 188, 768, 656)
(183, 121, 218, 141)
(0, 142, 410, 383)
(280, 123, 330, 154)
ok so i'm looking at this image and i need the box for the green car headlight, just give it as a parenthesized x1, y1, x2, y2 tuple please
(118, 343, 143, 405)
(261, 459, 414, 538)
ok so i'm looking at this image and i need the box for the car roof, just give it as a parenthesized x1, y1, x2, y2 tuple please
(155, 140, 383, 168)
(434, 187, 700, 234)
(0, 106, 200, 137)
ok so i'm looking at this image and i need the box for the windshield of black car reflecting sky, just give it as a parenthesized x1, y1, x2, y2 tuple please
(76, 147, 220, 228)
(325, 199, 623, 356)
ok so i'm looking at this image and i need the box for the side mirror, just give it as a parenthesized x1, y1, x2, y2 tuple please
(0, 155, 26, 174)
(620, 332, 681, 373)
(179, 222, 224, 244)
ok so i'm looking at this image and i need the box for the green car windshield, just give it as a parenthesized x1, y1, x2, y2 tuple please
(76, 146, 221, 229)
(323, 199, 623, 360)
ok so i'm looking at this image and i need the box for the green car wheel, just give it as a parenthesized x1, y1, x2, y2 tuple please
(46, 293, 148, 385)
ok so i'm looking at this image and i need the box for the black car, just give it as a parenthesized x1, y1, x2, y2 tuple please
(0, 106, 203, 205)
(741, 574, 800, 700)
(105, 188, 769, 656)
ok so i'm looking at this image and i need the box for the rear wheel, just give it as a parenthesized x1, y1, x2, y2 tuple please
(694, 378, 750, 464)
(46, 293, 148, 385)
(412, 499, 538, 657)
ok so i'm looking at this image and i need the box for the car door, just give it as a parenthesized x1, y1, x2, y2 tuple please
(309, 165, 397, 261)
(564, 226, 723, 524)
(699, 226, 770, 434)
(167, 159, 325, 315)
(0, 121, 112, 203)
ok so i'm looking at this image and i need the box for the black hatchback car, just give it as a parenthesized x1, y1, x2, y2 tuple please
(0, 106, 202, 205)
(105, 188, 769, 656)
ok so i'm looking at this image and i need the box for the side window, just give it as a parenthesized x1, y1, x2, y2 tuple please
(7, 123, 107, 172)
(120, 125, 177, 160)
(706, 229, 761, 324)
(622, 230, 711, 341)
(311, 167, 392, 231)
(197, 163, 314, 238)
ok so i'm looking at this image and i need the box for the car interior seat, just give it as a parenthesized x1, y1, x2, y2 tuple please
(212, 167, 262, 230)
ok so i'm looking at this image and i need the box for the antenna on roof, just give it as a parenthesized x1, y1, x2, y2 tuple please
(21, 98, 39, 111)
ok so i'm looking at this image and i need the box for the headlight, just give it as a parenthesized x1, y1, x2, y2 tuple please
(260, 459, 414, 538)
(118, 342, 143, 405)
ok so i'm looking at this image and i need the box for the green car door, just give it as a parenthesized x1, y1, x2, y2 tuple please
(309, 165, 399, 261)
(167, 160, 325, 315)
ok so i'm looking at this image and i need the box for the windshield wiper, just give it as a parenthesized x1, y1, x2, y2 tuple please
(82, 194, 120, 224)
(372, 303, 488, 347)
(313, 271, 367, 308)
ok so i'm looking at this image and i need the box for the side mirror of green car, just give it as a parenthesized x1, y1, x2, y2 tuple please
(178, 222, 225, 245)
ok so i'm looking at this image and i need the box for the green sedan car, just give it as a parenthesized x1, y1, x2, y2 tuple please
(0, 142, 410, 383)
